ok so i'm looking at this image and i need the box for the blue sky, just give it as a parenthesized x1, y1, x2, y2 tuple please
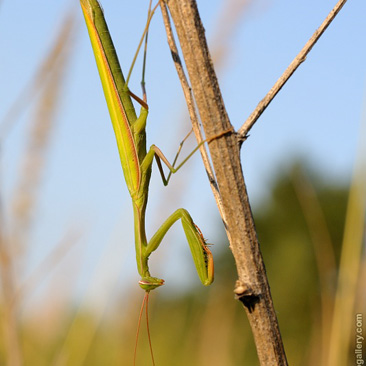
(0, 0, 364, 309)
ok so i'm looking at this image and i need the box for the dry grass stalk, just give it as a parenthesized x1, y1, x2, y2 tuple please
(291, 168, 337, 365)
(0, 10, 77, 366)
(326, 114, 366, 366)
(210, 0, 251, 68)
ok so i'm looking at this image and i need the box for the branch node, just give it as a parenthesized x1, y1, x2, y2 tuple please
(234, 281, 261, 313)
(237, 132, 248, 148)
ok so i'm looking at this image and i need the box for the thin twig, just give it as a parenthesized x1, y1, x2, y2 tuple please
(238, 0, 348, 139)
(159, 1, 229, 231)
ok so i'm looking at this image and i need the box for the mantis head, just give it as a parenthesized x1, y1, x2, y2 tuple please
(139, 276, 165, 291)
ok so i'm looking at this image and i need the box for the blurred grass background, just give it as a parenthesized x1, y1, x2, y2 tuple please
(0, 0, 365, 365)
(1, 160, 364, 365)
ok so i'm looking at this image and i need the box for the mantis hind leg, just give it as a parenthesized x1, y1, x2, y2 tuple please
(141, 208, 214, 290)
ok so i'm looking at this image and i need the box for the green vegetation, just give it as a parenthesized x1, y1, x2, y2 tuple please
(1, 162, 359, 365)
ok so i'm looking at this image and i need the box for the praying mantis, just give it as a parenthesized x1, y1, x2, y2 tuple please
(80, 0, 213, 310)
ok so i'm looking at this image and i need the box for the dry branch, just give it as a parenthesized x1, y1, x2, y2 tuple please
(160, 0, 349, 364)
(161, 0, 287, 364)
(238, 0, 348, 139)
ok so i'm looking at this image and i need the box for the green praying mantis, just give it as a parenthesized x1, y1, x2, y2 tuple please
(80, 1, 214, 357)
(80, 0, 213, 294)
